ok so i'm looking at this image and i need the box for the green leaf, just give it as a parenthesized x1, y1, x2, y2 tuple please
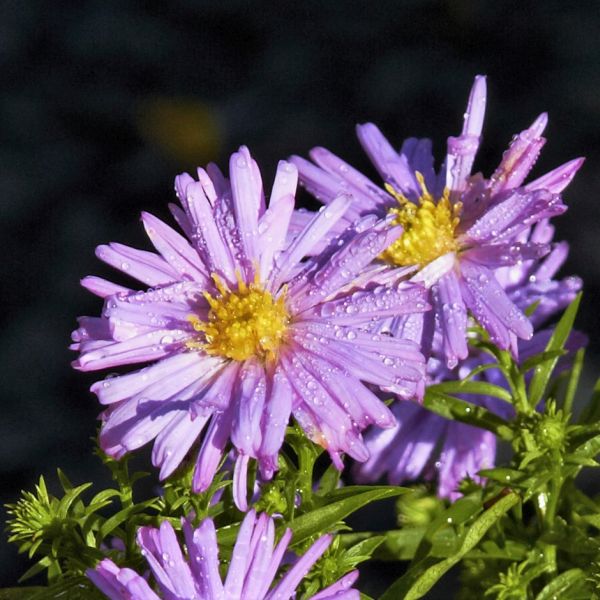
(520, 349, 566, 373)
(571, 434, 600, 461)
(380, 492, 520, 600)
(528, 293, 581, 407)
(534, 568, 588, 600)
(429, 380, 513, 403)
(97, 498, 157, 540)
(581, 514, 600, 528)
(563, 348, 585, 415)
(340, 527, 460, 562)
(342, 535, 386, 565)
(316, 463, 342, 496)
(289, 486, 410, 547)
(423, 389, 513, 440)
(56, 483, 92, 520)
(412, 494, 482, 563)
(18, 555, 56, 583)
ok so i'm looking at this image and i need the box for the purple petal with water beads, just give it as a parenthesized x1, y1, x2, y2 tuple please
(183, 518, 224, 600)
(289, 154, 360, 212)
(432, 271, 468, 368)
(267, 534, 332, 600)
(355, 122, 421, 199)
(152, 411, 210, 479)
(525, 157, 585, 194)
(81, 275, 131, 299)
(231, 360, 267, 456)
(279, 352, 360, 453)
(311, 571, 360, 600)
(290, 223, 404, 312)
(271, 194, 352, 286)
(411, 252, 456, 288)
(258, 368, 293, 479)
(291, 325, 423, 394)
(488, 113, 547, 195)
(462, 188, 566, 245)
(464, 241, 551, 268)
(460, 259, 533, 345)
(244, 515, 276, 600)
(446, 75, 487, 196)
(136, 521, 197, 598)
(141, 212, 209, 283)
(87, 560, 161, 600)
(95, 242, 179, 287)
(179, 179, 237, 281)
(230, 148, 262, 268)
(91, 353, 199, 405)
(258, 194, 295, 284)
(309, 145, 392, 211)
(300, 280, 429, 325)
(233, 454, 250, 512)
(193, 404, 235, 494)
(223, 509, 256, 598)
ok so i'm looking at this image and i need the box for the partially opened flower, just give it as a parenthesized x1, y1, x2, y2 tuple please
(88, 510, 359, 600)
(355, 222, 583, 499)
(291, 75, 583, 367)
(72, 147, 428, 508)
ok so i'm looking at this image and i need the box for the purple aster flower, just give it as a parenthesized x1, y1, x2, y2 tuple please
(355, 222, 583, 499)
(87, 510, 360, 600)
(290, 75, 583, 367)
(72, 147, 428, 508)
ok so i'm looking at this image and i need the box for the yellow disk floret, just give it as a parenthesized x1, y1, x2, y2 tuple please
(380, 172, 462, 267)
(187, 272, 289, 363)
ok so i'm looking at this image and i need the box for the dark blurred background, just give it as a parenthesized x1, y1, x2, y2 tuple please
(1, 0, 599, 594)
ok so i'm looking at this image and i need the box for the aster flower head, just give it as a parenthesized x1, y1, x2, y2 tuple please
(355, 222, 583, 500)
(88, 510, 359, 600)
(290, 75, 584, 367)
(72, 147, 428, 508)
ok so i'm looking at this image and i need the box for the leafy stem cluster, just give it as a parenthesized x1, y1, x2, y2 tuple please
(5, 294, 600, 599)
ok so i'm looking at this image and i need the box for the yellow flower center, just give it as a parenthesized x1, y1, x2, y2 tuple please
(380, 172, 462, 267)
(187, 272, 289, 363)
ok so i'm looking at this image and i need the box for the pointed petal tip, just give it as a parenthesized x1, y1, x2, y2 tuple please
(530, 112, 549, 135)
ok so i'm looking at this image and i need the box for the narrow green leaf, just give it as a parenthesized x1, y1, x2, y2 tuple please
(97, 498, 157, 540)
(289, 487, 410, 546)
(528, 293, 581, 407)
(56, 468, 74, 493)
(563, 348, 585, 415)
(316, 463, 341, 496)
(581, 514, 600, 528)
(343, 536, 386, 561)
(322, 485, 410, 503)
(412, 494, 481, 563)
(534, 568, 587, 600)
(423, 389, 513, 440)
(429, 380, 512, 403)
(56, 483, 93, 519)
(380, 492, 519, 600)
(17, 555, 55, 582)
(572, 434, 600, 460)
(521, 349, 566, 373)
